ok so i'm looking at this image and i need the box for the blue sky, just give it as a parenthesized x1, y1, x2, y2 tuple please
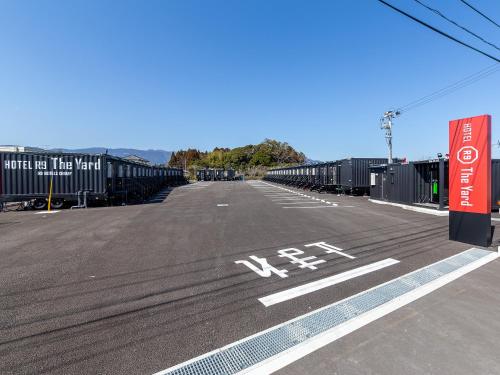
(1, 0, 499, 161)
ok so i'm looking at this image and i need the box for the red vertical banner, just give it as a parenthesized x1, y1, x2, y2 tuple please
(449, 115, 491, 214)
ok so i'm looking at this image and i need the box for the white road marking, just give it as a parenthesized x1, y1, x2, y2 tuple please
(277, 248, 326, 270)
(35, 210, 60, 215)
(268, 198, 300, 200)
(305, 241, 355, 259)
(154, 249, 498, 375)
(259, 258, 400, 306)
(271, 198, 307, 201)
(265, 195, 298, 197)
(240, 250, 499, 374)
(277, 201, 322, 205)
(217, 204, 229, 207)
(254, 181, 353, 210)
(235, 256, 288, 278)
(282, 205, 339, 208)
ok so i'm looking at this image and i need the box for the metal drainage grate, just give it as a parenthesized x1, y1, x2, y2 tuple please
(158, 248, 494, 375)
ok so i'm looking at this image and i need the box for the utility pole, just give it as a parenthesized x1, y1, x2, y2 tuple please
(380, 110, 400, 164)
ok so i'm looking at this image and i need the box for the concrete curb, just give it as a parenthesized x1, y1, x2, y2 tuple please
(368, 199, 449, 217)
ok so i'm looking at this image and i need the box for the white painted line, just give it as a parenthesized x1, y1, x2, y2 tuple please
(270, 196, 306, 198)
(273, 201, 310, 204)
(265, 194, 297, 197)
(282, 205, 339, 208)
(153, 249, 498, 375)
(259, 258, 400, 307)
(277, 201, 322, 205)
(35, 210, 60, 215)
(217, 204, 229, 207)
(240, 250, 499, 375)
(271, 198, 307, 201)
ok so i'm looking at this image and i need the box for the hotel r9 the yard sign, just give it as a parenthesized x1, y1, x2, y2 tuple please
(449, 114, 491, 246)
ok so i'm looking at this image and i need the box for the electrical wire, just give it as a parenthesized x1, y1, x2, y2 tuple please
(397, 63, 500, 113)
(377, 0, 500, 63)
(459, 0, 500, 29)
(414, 0, 499, 51)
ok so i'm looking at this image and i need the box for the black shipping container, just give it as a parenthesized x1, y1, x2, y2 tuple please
(1, 152, 106, 200)
(369, 159, 499, 211)
(493, 159, 500, 210)
(1, 151, 186, 206)
(338, 158, 389, 193)
(197, 168, 236, 181)
(265, 158, 390, 193)
(328, 162, 339, 185)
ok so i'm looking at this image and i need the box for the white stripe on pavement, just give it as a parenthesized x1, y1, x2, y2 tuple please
(282, 205, 339, 208)
(153, 249, 498, 375)
(258, 258, 400, 307)
(276, 201, 321, 204)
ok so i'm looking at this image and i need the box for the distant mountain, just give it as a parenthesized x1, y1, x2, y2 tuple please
(51, 147, 173, 165)
(304, 158, 323, 165)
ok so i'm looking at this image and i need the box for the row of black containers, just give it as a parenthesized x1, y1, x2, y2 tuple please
(265, 158, 391, 195)
(369, 159, 500, 211)
(196, 168, 237, 181)
(0, 151, 187, 209)
(264, 157, 500, 211)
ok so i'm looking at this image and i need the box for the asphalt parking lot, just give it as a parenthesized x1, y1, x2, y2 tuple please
(0, 181, 499, 374)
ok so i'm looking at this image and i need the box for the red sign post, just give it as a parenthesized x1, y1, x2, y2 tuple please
(449, 114, 491, 246)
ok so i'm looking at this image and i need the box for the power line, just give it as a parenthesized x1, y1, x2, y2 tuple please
(459, 0, 500, 29)
(377, 0, 500, 63)
(414, 0, 499, 51)
(398, 63, 500, 113)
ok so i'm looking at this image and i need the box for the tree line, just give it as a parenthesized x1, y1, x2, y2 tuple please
(168, 139, 305, 177)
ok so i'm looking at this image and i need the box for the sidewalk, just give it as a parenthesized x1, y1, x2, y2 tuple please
(279, 255, 500, 375)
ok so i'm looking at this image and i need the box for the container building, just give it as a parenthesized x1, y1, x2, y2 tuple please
(0, 151, 186, 209)
(369, 159, 500, 211)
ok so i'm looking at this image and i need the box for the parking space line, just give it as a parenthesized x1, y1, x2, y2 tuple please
(258, 258, 400, 307)
(250, 182, 356, 211)
(282, 205, 339, 208)
(271, 198, 307, 201)
(34, 210, 61, 215)
(266, 195, 299, 197)
(277, 201, 322, 205)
